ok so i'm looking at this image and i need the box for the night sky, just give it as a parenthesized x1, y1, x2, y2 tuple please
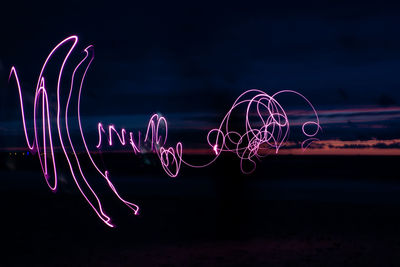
(2, 1, 400, 153)
(3, 2, 400, 266)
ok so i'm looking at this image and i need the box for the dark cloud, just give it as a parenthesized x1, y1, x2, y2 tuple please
(373, 142, 400, 149)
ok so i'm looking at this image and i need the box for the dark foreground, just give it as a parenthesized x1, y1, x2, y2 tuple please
(1, 154, 400, 266)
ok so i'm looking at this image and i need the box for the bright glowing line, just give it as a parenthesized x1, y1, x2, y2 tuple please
(98, 114, 182, 178)
(9, 36, 137, 227)
(10, 35, 321, 227)
(179, 89, 321, 174)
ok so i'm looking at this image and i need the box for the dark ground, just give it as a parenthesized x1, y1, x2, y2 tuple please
(1, 153, 400, 266)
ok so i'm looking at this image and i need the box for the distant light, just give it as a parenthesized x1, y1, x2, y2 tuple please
(213, 144, 218, 155)
(14, 152, 17, 156)
(27, 151, 29, 155)
(22, 152, 25, 155)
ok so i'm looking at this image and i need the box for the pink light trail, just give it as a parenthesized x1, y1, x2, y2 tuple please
(9, 36, 321, 227)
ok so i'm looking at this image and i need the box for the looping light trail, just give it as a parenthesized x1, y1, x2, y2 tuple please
(180, 89, 321, 174)
(9, 36, 321, 227)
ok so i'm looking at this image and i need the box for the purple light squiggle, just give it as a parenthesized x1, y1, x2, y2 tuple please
(97, 114, 183, 178)
(179, 89, 321, 174)
(10, 36, 139, 227)
(10, 35, 321, 227)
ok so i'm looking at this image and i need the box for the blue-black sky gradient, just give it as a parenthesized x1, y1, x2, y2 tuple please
(2, 1, 400, 154)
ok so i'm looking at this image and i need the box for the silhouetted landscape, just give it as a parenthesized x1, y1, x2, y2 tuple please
(2, 153, 400, 266)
